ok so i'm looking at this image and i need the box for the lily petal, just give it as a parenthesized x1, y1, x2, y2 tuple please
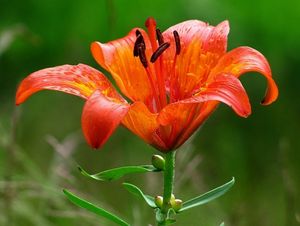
(121, 102, 162, 148)
(210, 46, 278, 105)
(163, 20, 229, 54)
(157, 73, 250, 149)
(82, 90, 129, 149)
(158, 73, 251, 126)
(162, 20, 230, 98)
(16, 64, 122, 105)
(91, 29, 154, 103)
(195, 73, 251, 117)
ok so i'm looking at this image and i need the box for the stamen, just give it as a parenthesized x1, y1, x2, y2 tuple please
(156, 29, 164, 45)
(150, 42, 170, 63)
(133, 42, 139, 57)
(133, 34, 145, 56)
(138, 45, 148, 68)
(173, 30, 181, 55)
(135, 29, 142, 37)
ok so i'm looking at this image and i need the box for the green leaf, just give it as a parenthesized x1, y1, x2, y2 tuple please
(63, 189, 130, 226)
(78, 165, 159, 181)
(122, 182, 156, 208)
(220, 222, 225, 226)
(179, 177, 235, 212)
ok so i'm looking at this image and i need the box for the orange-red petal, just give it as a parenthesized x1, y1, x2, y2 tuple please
(158, 73, 251, 126)
(196, 73, 251, 117)
(82, 90, 129, 149)
(16, 64, 123, 105)
(210, 46, 278, 105)
(162, 20, 230, 98)
(163, 20, 229, 54)
(91, 29, 154, 103)
(157, 73, 251, 149)
(121, 102, 163, 147)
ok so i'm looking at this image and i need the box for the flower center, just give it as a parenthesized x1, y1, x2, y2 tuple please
(133, 17, 181, 112)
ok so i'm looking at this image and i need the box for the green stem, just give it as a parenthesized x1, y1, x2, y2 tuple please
(162, 151, 176, 211)
(157, 151, 176, 226)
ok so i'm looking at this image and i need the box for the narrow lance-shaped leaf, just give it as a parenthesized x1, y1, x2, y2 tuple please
(63, 189, 130, 226)
(178, 177, 235, 212)
(122, 182, 156, 208)
(78, 165, 160, 181)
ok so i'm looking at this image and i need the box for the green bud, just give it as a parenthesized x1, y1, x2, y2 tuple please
(170, 194, 176, 203)
(155, 195, 163, 208)
(152, 155, 165, 170)
(172, 199, 182, 212)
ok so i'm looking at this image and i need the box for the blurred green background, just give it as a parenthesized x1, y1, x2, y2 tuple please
(1, 0, 299, 225)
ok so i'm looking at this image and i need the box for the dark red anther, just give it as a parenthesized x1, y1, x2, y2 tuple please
(150, 42, 170, 63)
(135, 29, 142, 37)
(138, 46, 148, 68)
(173, 30, 181, 55)
(133, 42, 139, 56)
(134, 34, 146, 57)
(156, 29, 164, 45)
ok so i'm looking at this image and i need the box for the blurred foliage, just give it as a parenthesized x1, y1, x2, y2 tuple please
(0, 0, 299, 225)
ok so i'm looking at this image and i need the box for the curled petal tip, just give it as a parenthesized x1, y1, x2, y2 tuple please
(260, 83, 279, 106)
(211, 46, 279, 107)
(241, 110, 251, 118)
(15, 95, 22, 106)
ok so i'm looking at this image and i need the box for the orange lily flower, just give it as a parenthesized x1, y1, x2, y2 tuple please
(16, 18, 278, 152)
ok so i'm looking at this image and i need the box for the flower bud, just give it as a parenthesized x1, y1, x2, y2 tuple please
(170, 194, 176, 203)
(152, 155, 165, 170)
(155, 195, 163, 208)
(172, 199, 182, 212)
(170, 194, 175, 206)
